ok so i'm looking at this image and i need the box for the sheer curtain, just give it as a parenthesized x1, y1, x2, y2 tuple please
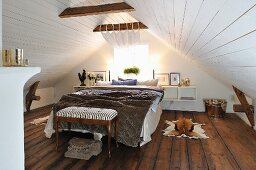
(101, 24, 151, 79)
(101, 25, 141, 48)
(113, 45, 152, 80)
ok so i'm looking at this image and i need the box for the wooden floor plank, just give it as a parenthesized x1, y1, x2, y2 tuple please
(120, 147, 142, 170)
(25, 134, 49, 150)
(193, 112, 240, 170)
(26, 136, 67, 169)
(24, 108, 256, 169)
(99, 141, 127, 170)
(154, 111, 176, 170)
(24, 104, 53, 122)
(183, 111, 208, 169)
(136, 111, 168, 170)
(211, 113, 256, 169)
(69, 159, 88, 170)
(168, 111, 190, 169)
(25, 125, 45, 138)
(45, 156, 79, 170)
(25, 136, 55, 159)
(105, 146, 131, 170)
(85, 146, 109, 170)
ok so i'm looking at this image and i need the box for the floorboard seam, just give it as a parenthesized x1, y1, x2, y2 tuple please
(152, 129, 164, 169)
(153, 111, 171, 170)
(209, 116, 241, 169)
(168, 130, 174, 170)
(185, 111, 191, 170)
(192, 112, 210, 169)
(168, 111, 176, 169)
(152, 112, 168, 169)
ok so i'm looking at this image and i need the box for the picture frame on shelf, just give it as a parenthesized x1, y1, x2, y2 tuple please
(170, 72, 180, 86)
(89, 71, 106, 82)
(154, 73, 169, 86)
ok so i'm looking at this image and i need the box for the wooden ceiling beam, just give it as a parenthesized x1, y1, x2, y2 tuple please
(233, 104, 254, 113)
(233, 86, 255, 127)
(59, 2, 135, 18)
(93, 22, 148, 32)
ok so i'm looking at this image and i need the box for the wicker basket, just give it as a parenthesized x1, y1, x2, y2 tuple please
(204, 99, 227, 118)
(65, 137, 102, 160)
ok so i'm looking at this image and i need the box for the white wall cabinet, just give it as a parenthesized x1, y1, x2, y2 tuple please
(163, 86, 197, 101)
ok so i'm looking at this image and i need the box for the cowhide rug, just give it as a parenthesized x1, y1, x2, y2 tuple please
(30, 115, 49, 125)
(163, 118, 209, 139)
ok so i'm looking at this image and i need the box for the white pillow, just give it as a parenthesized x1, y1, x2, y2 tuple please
(137, 79, 159, 86)
(95, 81, 111, 86)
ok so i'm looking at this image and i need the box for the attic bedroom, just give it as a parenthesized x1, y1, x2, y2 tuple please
(0, 0, 256, 169)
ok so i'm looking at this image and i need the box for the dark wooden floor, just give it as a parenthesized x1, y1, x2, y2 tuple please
(25, 105, 256, 170)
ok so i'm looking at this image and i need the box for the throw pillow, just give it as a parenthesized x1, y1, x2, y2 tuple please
(111, 79, 137, 85)
(137, 79, 159, 86)
(95, 81, 111, 86)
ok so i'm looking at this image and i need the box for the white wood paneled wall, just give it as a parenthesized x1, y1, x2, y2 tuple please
(3, 0, 256, 99)
(3, 0, 136, 88)
(127, 0, 256, 98)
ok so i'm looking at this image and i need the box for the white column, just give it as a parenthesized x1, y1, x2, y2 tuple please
(0, 67, 41, 170)
(0, 0, 2, 65)
(253, 99, 256, 130)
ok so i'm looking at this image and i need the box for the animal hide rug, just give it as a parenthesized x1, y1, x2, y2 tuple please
(163, 118, 209, 139)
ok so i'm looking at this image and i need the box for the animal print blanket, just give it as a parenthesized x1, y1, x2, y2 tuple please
(53, 87, 163, 147)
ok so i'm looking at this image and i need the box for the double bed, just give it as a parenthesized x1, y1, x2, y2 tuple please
(45, 84, 164, 147)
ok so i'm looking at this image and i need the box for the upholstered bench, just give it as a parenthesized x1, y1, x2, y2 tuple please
(55, 107, 119, 158)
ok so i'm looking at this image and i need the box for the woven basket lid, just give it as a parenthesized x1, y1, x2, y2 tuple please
(69, 137, 101, 148)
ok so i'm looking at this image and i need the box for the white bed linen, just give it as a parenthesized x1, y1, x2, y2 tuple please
(44, 88, 163, 146)
(44, 102, 162, 146)
(140, 102, 162, 146)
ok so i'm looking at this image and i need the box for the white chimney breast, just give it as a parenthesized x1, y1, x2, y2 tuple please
(0, 67, 41, 170)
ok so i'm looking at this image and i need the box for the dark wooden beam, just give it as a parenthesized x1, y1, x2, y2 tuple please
(93, 22, 148, 32)
(59, 2, 135, 18)
(233, 86, 255, 127)
(233, 104, 254, 113)
(25, 81, 41, 112)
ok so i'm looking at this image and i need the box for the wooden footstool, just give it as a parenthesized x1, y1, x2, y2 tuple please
(55, 107, 119, 158)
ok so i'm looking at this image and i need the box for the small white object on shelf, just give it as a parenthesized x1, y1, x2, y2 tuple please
(162, 86, 197, 101)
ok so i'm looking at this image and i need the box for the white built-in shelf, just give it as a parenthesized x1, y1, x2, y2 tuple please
(73, 85, 87, 92)
(162, 85, 197, 101)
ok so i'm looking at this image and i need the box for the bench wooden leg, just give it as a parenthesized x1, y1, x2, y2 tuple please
(55, 119, 59, 151)
(115, 117, 119, 148)
(107, 121, 112, 158)
(67, 122, 71, 134)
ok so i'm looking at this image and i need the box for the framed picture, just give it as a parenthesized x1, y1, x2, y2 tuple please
(170, 72, 180, 86)
(154, 73, 169, 85)
(90, 71, 106, 82)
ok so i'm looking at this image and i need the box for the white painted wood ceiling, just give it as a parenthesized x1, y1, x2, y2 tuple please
(3, 0, 256, 98)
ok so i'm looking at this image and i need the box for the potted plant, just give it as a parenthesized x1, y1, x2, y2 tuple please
(123, 66, 140, 79)
(124, 66, 140, 75)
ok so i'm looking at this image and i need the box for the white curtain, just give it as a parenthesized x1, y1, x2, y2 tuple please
(101, 29, 141, 48)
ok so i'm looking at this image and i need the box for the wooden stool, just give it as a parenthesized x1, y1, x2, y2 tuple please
(55, 107, 119, 158)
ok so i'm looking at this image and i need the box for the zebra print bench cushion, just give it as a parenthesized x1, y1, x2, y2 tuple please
(56, 107, 118, 120)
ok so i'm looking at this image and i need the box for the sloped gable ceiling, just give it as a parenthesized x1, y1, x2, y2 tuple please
(3, 0, 256, 99)
(3, 0, 138, 88)
(126, 0, 256, 98)
(3, 0, 107, 88)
